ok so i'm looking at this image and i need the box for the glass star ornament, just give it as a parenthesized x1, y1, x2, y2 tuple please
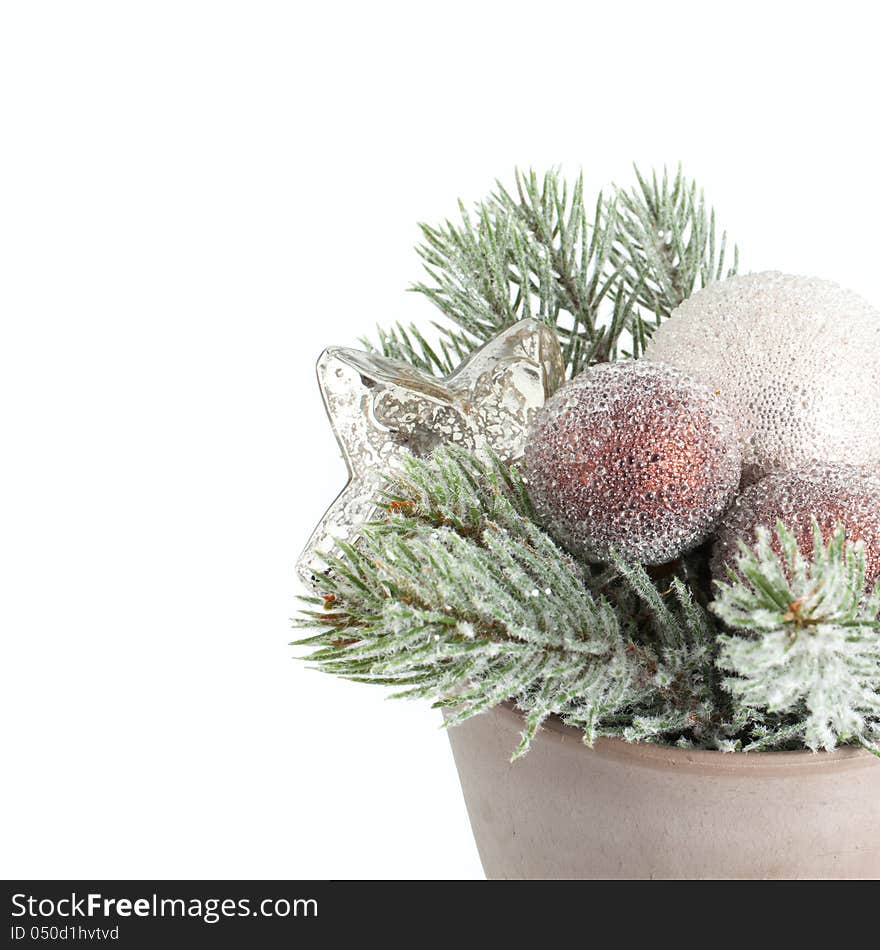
(297, 319, 565, 586)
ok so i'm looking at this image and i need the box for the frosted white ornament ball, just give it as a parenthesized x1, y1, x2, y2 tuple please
(645, 272, 880, 483)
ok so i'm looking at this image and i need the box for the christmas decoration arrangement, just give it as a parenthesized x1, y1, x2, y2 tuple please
(294, 167, 880, 759)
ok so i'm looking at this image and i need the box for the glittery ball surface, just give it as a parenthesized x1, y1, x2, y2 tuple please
(523, 360, 742, 565)
(646, 271, 880, 483)
(711, 463, 880, 588)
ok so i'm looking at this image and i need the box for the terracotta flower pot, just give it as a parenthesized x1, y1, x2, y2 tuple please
(445, 703, 880, 879)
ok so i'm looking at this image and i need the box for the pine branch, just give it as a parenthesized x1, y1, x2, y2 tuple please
(610, 163, 739, 325)
(364, 166, 738, 376)
(713, 522, 880, 753)
(372, 169, 640, 376)
(294, 451, 879, 757)
(294, 447, 721, 758)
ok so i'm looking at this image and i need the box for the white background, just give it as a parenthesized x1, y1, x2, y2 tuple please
(2, 1, 879, 879)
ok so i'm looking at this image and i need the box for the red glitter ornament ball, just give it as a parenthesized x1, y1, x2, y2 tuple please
(711, 463, 880, 588)
(522, 361, 742, 564)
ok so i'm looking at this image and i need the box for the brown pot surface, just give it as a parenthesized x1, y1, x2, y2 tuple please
(445, 703, 880, 880)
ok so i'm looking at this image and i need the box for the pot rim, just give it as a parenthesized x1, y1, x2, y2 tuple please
(495, 702, 879, 777)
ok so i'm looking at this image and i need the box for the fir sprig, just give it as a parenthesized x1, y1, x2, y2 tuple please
(399, 168, 626, 375)
(366, 166, 738, 376)
(713, 523, 880, 754)
(611, 164, 739, 326)
(295, 449, 880, 758)
(295, 448, 720, 758)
